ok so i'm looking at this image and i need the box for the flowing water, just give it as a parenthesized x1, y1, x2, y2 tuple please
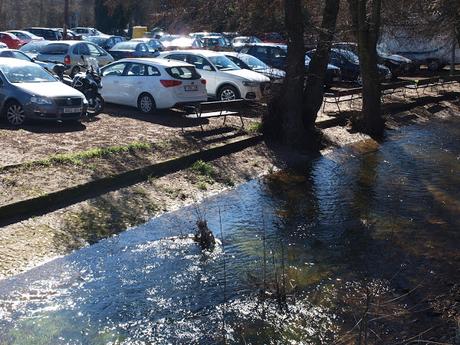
(0, 118, 459, 344)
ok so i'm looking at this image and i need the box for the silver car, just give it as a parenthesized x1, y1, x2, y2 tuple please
(36, 40, 113, 76)
(0, 58, 87, 125)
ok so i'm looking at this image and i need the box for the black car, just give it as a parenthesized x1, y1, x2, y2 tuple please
(332, 42, 413, 76)
(24, 27, 62, 41)
(108, 42, 157, 60)
(307, 48, 391, 83)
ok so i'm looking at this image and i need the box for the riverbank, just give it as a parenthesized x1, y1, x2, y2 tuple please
(0, 83, 459, 279)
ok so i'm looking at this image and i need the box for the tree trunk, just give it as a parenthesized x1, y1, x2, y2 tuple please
(281, 0, 307, 147)
(303, 0, 340, 130)
(348, 0, 384, 138)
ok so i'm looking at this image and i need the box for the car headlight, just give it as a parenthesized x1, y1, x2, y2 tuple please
(30, 96, 53, 105)
(82, 98, 89, 105)
(242, 81, 259, 87)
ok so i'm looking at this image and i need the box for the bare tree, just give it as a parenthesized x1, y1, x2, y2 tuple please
(348, 0, 384, 137)
(272, 0, 308, 147)
(303, 0, 341, 130)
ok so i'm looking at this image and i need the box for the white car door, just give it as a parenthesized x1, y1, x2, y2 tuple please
(120, 63, 150, 107)
(186, 54, 217, 97)
(101, 62, 128, 104)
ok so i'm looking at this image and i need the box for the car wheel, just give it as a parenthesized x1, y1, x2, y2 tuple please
(218, 85, 239, 101)
(5, 101, 26, 126)
(87, 95, 105, 117)
(137, 93, 156, 114)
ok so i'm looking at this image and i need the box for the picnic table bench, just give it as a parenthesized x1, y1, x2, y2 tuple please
(402, 76, 460, 95)
(323, 87, 363, 113)
(182, 99, 251, 131)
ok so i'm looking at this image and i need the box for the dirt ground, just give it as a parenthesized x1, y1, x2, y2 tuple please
(0, 82, 459, 279)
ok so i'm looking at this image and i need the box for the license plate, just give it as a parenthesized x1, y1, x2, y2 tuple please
(184, 85, 198, 91)
(64, 107, 82, 113)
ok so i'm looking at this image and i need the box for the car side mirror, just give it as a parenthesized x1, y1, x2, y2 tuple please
(203, 65, 212, 71)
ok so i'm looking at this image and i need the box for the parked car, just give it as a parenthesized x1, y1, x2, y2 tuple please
(237, 43, 288, 70)
(258, 32, 286, 44)
(159, 50, 271, 101)
(71, 27, 104, 38)
(36, 41, 114, 76)
(0, 32, 25, 49)
(224, 52, 285, 83)
(0, 48, 58, 72)
(332, 42, 413, 76)
(109, 41, 156, 60)
(239, 43, 341, 85)
(55, 29, 82, 40)
(306, 48, 391, 82)
(0, 58, 87, 125)
(201, 36, 228, 50)
(100, 58, 207, 113)
(232, 36, 262, 49)
(87, 35, 125, 51)
(7, 30, 44, 44)
(130, 38, 164, 53)
(24, 27, 62, 41)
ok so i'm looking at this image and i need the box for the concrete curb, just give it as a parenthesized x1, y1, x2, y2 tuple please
(0, 134, 263, 227)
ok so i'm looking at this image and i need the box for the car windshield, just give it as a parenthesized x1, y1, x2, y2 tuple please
(209, 55, 240, 71)
(112, 42, 137, 50)
(340, 50, 359, 64)
(234, 37, 250, 44)
(40, 43, 69, 55)
(244, 55, 268, 70)
(20, 41, 49, 54)
(1, 64, 56, 83)
(87, 36, 106, 45)
(166, 66, 201, 80)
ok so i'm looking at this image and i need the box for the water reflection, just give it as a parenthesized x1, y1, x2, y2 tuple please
(0, 118, 459, 344)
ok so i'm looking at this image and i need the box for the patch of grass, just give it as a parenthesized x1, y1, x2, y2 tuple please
(247, 121, 263, 134)
(22, 141, 152, 169)
(191, 160, 215, 178)
(197, 181, 208, 190)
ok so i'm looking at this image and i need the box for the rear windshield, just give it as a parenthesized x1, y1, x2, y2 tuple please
(165, 66, 201, 80)
(112, 42, 138, 50)
(20, 41, 49, 53)
(40, 43, 69, 55)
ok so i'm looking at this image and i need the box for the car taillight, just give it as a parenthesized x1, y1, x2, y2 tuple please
(160, 80, 182, 88)
(200, 79, 206, 85)
(64, 55, 71, 65)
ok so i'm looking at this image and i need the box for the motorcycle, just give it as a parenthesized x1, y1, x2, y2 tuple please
(53, 56, 104, 117)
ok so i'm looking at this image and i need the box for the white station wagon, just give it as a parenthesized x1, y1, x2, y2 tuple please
(100, 58, 207, 113)
(159, 50, 270, 101)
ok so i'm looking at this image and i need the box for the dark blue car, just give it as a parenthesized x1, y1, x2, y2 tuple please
(109, 42, 158, 60)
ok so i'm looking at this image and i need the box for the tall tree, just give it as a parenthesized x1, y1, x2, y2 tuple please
(348, 0, 384, 137)
(303, 0, 341, 130)
(280, 0, 308, 147)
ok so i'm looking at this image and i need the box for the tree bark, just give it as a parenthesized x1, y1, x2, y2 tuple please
(303, 0, 340, 130)
(281, 0, 307, 147)
(348, 0, 384, 138)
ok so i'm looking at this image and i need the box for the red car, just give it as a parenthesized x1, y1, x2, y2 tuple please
(0, 32, 25, 49)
